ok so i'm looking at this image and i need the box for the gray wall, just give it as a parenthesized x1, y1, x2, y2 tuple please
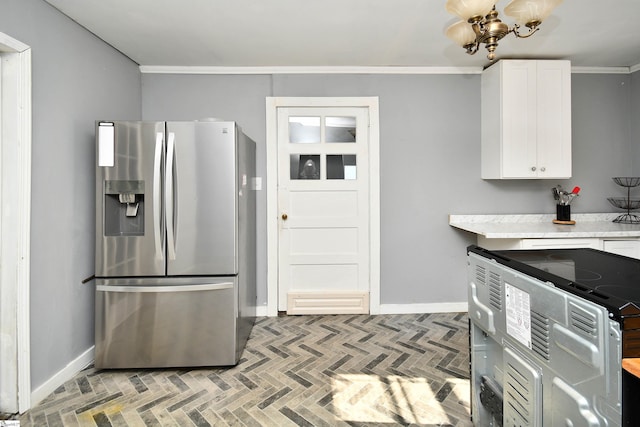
(142, 71, 636, 308)
(633, 70, 640, 175)
(1, 0, 141, 390)
(571, 73, 634, 203)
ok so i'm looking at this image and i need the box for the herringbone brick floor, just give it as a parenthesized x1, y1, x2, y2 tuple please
(20, 313, 472, 426)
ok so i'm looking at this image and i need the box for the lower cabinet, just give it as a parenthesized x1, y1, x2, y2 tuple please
(520, 238, 601, 250)
(478, 237, 640, 260)
(603, 239, 640, 259)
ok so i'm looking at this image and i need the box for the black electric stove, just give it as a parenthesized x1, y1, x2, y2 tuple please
(467, 245, 640, 426)
(468, 245, 640, 357)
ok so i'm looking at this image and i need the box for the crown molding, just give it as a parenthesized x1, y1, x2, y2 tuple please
(139, 65, 484, 75)
(140, 64, 639, 76)
(571, 66, 631, 74)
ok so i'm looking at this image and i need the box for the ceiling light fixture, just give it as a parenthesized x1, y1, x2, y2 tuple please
(445, 0, 563, 61)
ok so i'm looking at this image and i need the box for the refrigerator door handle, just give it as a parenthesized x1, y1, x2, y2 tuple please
(96, 282, 234, 293)
(165, 132, 177, 260)
(153, 132, 164, 260)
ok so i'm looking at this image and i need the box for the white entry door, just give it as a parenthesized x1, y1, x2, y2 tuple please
(277, 107, 370, 314)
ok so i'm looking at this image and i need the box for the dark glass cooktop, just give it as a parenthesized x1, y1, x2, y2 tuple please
(468, 245, 640, 321)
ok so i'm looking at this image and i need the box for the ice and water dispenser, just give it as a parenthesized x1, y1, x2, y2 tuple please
(103, 180, 144, 236)
(98, 122, 146, 237)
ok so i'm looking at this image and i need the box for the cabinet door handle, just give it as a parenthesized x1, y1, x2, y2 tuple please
(282, 213, 288, 220)
(531, 166, 537, 171)
(540, 167, 546, 172)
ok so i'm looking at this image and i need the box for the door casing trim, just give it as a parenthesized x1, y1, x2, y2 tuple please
(0, 32, 32, 413)
(265, 97, 380, 316)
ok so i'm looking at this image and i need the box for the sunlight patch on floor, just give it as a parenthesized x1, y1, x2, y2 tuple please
(331, 374, 470, 424)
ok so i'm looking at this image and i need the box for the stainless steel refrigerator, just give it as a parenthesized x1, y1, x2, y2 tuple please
(94, 120, 256, 369)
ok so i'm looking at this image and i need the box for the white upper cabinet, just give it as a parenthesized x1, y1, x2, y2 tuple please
(481, 60, 572, 179)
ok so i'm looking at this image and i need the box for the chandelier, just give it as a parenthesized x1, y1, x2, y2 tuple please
(445, 0, 563, 61)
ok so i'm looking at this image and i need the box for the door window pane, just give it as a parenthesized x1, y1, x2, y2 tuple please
(291, 154, 320, 180)
(289, 117, 320, 144)
(327, 155, 357, 180)
(326, 116, 356, 143)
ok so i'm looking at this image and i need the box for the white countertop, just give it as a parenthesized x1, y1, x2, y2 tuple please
(449, 213, 640, 238)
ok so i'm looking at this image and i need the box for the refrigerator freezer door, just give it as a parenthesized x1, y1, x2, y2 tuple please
(96, 121, 166, 277)
(166, 121, 238, 275)
(94, 277, 238, 368)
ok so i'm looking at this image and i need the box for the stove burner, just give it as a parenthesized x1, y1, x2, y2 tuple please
(542, 256, 602, 281)
(594, 286, 640, 304)
(535, 258, 603, 282)
(573, 268, 602, 282)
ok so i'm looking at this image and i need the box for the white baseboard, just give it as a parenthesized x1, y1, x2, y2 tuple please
(258, 302, 468, 317)
(379, 302, 469, 315)
(30, 346, 94, 407)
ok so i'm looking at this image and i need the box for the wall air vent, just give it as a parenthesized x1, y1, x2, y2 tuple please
(531, 310, 550, 361)
(488, 271, 502, 311)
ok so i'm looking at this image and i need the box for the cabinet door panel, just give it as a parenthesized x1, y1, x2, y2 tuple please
(520, 238, 601, 250)
(536, 61, 572, 178)
(603, 240, 640, 259)
(501, 61, 537, 178)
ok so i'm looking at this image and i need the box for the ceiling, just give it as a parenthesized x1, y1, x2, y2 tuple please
(44, 0, 640, 70)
